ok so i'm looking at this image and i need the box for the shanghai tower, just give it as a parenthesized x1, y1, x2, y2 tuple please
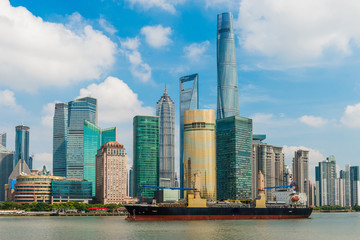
(216, 12, 239, 120)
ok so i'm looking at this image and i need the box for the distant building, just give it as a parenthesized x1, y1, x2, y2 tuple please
(51, 180, 92, 203)
(253, 140, 284, 201)
(133, 116, 159, 198)
(335, 178, 345, 207)
(53, 103, 68, 177)
(7, 159, 31, 201)
(217, 12, 239, 120)
(156, 87, 175, 187)
(293, 150, 309, 204)
(340, 164, 351, 207)
(315, 156, 337, 206)
(96, 141, 127, 204)
(217, 116, 252, 201)
(15, 125, 31, 169)
(308, 180, 316, 207)
(66, 97, 97, 179)
(184, 109, 216, 201)
(350, 166, 360, 206)
(128, 168, 133, 197)
(0, 132, 6, 147)
(83, 120, 116, 196)
(179, 73, 199, 198)
(0, 144, 14, 201)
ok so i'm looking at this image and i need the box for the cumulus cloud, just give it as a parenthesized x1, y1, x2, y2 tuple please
(0, 0, 116, 92)
(41, 102, 58, 127)
(78, 76, 154, 123)
(120, 37, 152, 82)
(0, 89, 23, 112)
(183, 41, 210, 61)
(250, 113, 274, 124)
(140, 25, 172, 48)
(341, 102, 360, 127)
(126, 0, 184, 14)
(282, 145, 325, 181)
(98, 16, 117, 35)
(299, 115, 328, 127)
(237, 0, 360, 66)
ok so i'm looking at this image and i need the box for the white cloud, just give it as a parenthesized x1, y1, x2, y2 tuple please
(282, 145, 325, 182)
(78, 76, 154, 123)
(121, 37, 152, 82)
(250, 113, 274, 124)
(126, 0, 183, 14)
(204, 0, 239, 8)
(140, 25, 172, 48)
(98, 16, 117, 35)
(33, 152, 52, 171)
(41, 102, 58, 127)
(0, 0, 116, 92)
(299, 115, 328, 127)
(341, 102, 360, 127)
(237, 0, 360, 65)
(183, 41, 210, 61)
(0, 89, 19, 108)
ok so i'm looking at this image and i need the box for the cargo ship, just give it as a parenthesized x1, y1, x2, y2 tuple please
(125, 171, 312, 221)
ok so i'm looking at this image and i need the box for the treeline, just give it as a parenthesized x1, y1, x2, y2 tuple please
(313, 205, 360, 211)
(0, 201, 124, 212)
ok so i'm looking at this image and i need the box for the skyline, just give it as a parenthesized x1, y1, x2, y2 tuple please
(2, 0, 360, 181)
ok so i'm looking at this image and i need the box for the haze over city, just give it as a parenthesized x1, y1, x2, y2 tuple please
(2, 0, 360, 182)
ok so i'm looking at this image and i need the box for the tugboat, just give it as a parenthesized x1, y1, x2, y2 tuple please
(125, 171, 312, 221)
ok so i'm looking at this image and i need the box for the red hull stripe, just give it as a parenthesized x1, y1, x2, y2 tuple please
(126, 214, 310, 221)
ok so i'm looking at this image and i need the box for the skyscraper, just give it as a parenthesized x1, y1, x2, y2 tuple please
(0, 141, 14, 201)
(293, 150, 309, 204)
(83, 120, 116, 195)
(179, 74, 199, 197)
(53, 103, 68, 177)
(340, 164, 351, 207)
(216, 12, 239, 120)
(183, 109, 216, 200)
(128, 168, 133, 197)
(15, 125, 31, 169)
(133, 116, 159, 198)
(0, 132, 6, 147)
(217, 116, 252, 200)
(96, 141, 127, 204)
(315, 156, 337, 206)
(156, 87, 175, 187)
(66, 97, 97, 179)
(350, 166, 360, 206)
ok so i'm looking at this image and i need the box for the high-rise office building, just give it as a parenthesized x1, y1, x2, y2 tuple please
(0, 132, 6, 147)
(293, 150, 309, 204)
(216, 12, 239, 120)
(15, 125, 31, 169)
(53, 103, 68, 177)
(308, 180, 316, 207)
(66, 97, 97, 179)
(253, 142, 284, 200)
(350, 166, 360, 206)
(0, 142, 14, 201)
(315, 156, 337, 206)
(133, 116, 159, 198)
(156, 87, 175, 187)
(83, 120, 116, 195)
(184, 109, 216, 200)
(340, 164, 351, 207)
(334, 178, 345, 207)
(217, 116, 252, 200)
(179, 74, 199, 197)
(128, 168, 133, 197)
(96, 141, 127, 204)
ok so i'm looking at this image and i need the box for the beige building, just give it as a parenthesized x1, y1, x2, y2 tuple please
(96, 141, 128, 204)
(183, 109, 216, 201)
(293, 150, 309, 204)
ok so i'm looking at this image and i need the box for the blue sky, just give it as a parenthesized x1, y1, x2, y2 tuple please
(1, 0, 360, 181)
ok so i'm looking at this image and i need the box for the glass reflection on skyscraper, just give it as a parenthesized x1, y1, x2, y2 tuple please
(217, 12, 239, 120)
(53, 103, 68, 177)
(15, 125, 30, 169)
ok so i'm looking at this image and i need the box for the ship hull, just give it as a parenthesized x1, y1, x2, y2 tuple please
(124, 205, 312, 221)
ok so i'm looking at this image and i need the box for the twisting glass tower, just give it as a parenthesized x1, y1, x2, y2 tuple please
(156, 87, 175, 187)
(217, 12, 239, 120)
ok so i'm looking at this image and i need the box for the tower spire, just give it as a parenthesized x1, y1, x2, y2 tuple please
(164, 83, 167, 95)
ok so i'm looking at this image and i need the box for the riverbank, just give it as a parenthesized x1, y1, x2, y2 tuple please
(0, 212, 127, 217)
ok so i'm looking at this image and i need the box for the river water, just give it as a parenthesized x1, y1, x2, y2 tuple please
(0, 213, 359, 240)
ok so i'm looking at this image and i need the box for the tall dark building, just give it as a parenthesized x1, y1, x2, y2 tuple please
(15, 125, 31, 169)
(53, 103, 68, 177)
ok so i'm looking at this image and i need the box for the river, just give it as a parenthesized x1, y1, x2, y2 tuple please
(0, 213, 359, 240)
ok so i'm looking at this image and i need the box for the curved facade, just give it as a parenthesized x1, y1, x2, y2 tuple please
(15, 125, 30, 168)
(183, 109, 216, 201)
(217, 12, 239, 120)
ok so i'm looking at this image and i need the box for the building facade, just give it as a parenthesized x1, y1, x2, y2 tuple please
(340, 164, 351, 207)
(133, 116, 159, 198)
(66, 97, 97, 179)
(217, 116, 252, 200)
(184, 109, 216, 201)
(293, 150, 309, 204)
(350, 166, 360, 206)
(96, 141, 127, 204)
(128, 168, 133, 197)
(156, 87, 175, 187)
(216, 12, 239, 120)
(51, 180, 92, 203)
(315, 156, 337, 206)
(179, 73, 199, 197)
(83, 120, 116, 196)
(0, 145, 14, 201)
(0, 132, 6, 147)
(53, 103, 68, 177)
(15, 125, 31, 169)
